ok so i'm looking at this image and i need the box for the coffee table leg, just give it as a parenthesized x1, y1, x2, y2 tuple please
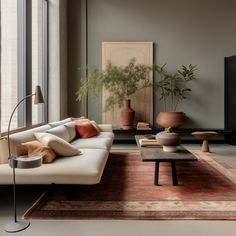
(171, 161, 178, 186)
(154, 162, 159, 186)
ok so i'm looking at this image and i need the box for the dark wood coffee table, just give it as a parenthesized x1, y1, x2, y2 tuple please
(135, 135, 198, 186)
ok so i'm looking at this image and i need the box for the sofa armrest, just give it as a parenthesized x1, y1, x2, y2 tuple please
(98, 124, 113, 132)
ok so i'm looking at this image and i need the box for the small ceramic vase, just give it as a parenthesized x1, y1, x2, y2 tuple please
(156, 128, 181, 152)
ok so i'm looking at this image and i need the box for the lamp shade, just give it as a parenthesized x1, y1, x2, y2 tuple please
(34, 85, 44, 104)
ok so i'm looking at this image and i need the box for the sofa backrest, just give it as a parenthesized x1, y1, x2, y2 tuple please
(0, 118, 112, 164)
(0, 124, 51, 164)
(0, 118, 75, 164)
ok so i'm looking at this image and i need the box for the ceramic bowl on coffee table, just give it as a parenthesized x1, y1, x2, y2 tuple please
(157, 129, 181, 153)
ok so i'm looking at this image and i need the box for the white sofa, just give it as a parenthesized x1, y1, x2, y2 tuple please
(0, 118, 114, 185)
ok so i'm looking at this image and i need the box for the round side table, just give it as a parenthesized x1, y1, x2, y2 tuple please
(192, 131, 218, 152)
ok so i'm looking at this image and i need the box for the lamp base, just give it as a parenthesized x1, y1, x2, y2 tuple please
(5, 219, 30, 233)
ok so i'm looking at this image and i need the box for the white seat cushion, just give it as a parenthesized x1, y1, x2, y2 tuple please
(0, 149, 109, 185)
(92, 132, 114, 139)
(71, 136, 113, 150)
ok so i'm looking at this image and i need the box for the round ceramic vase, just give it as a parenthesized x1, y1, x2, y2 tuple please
(156, 129, 181, 153)
(156, 112, 186, 128)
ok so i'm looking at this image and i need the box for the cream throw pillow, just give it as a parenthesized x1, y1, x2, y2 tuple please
(46, 125, 71, 142)
(34, 133, 80, 157)
(64, 121, 77, 141)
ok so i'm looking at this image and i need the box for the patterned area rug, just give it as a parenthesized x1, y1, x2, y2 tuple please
(24, 150, 236, 220)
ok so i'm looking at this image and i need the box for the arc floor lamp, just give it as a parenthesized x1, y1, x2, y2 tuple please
(4, 85, 44, 233)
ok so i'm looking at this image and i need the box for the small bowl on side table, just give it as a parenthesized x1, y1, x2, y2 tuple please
(192, 131, 218, 152)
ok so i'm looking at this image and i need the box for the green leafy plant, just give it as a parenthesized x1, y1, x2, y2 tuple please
(153, 64, 197, 111)
(76, 58, 152, 112)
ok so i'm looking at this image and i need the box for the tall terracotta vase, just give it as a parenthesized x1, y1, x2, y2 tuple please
(121, 99, 135, 130)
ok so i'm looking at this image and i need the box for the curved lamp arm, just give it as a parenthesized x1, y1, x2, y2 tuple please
(7, 94, 35, 158)
(7, 85, 44, 158)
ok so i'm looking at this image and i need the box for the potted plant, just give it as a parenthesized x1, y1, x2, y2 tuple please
(153, 64, 197, 128)
(76, 58, 152, 129)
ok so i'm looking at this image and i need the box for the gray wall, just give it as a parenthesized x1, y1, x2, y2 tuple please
(68, 0, 236, 128)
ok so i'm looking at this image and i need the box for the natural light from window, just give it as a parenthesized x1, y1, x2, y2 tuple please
(0, 0, 19, 132)
(0, 0, 47, 134)
(32, 0, 44, 125)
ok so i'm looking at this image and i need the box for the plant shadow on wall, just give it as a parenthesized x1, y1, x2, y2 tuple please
(76, 58, 152, 129)
(76, 59, 197, 129)
(154, 64, 197, 128)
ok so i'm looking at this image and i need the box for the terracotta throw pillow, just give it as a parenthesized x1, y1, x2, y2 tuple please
(75, 121, 99, 138)
(90, 120, 102, 133)
(17, 140, 56, 163)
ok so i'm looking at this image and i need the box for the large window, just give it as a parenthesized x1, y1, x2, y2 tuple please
(0, 0, 48, 134)
(0, 0, 19, 132)
(32, 0, 47, 125)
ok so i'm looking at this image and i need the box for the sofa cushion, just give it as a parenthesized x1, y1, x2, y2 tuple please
(49, 118, 72, 128)
(64, 119, 90, 139)
(71, 118, 101, 131)
(64, 121, 77, 141)
(64, 120, 102, 141)
(18, 140, 56, 163)
(90, 120, 102, 133)
(92, 132, 114, 139)
(71, 116, 86, 121)
(97, 124, 113, 132)
(0, 124, 52, 164)
(71, 136, 113, 150)
(75, 122, 99, 138)
(0, 148, 109, 184)
(16, 144, 28, 156)
(46, 125, 71, 142)
(34, 133, 80, 157)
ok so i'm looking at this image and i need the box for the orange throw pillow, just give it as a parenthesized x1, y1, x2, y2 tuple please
(20, 140, 56, 163)
(16, 145, 28, 156)
(75, 121, 99, 138)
